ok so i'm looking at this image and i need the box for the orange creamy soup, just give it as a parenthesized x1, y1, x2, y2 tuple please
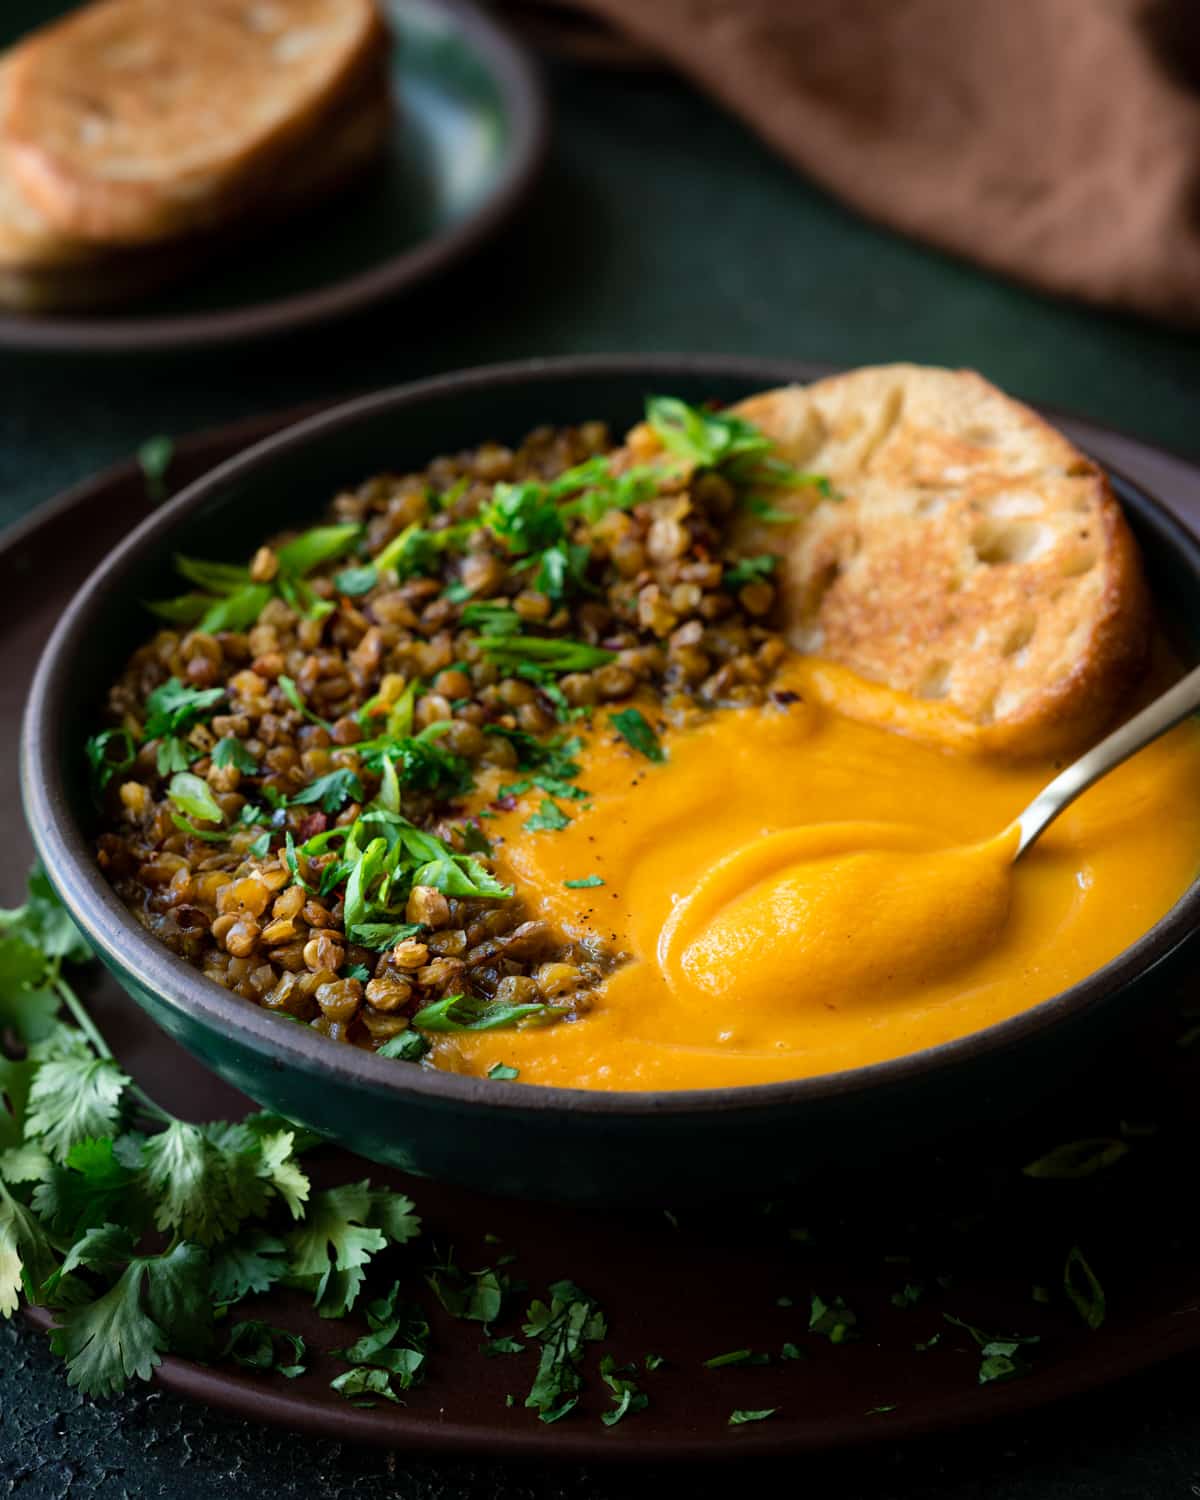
(433, 655, 1200, 1091)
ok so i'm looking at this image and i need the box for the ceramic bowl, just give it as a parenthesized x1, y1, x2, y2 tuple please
(21, 356, 1200, 1200)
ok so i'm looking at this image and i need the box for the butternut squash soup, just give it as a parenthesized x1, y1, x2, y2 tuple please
(433, 657, 1200, 1090)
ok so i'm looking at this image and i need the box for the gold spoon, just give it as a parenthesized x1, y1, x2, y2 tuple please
(1012, 662, 1200, 859)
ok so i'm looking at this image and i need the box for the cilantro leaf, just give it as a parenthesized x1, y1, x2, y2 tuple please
(0, 1180, 57, 1316)
(524, 799, 571, 833)
(1022, 1138, 1129, 1179)
(290, 769, 364, 814)
(599, 1353, 649, 1426)
(729, 1408, 778, 1426)
(224, 1320, 307, 1377)
(411, 994, 553, 1033)
(334, 564, 378, 596)
(26, 1053, 130, 1163)
(137, 436, 174, 501)
(85, 728, 137, 791)
(32, 1137, 143, 1239)
(377, 1031, 430, 1061)
(809, 1293, 857, 1343)
(330, 1366, 402, 1405)
(609, 708, 665, 762)
(137, 1120, 309, 1245)
(564, 875, 604, 890)
(1064, 1245, 1105, 1330)
(212, 738, 259, 775)
(210, 1229, 289, 1304)
(523, 1279, 606, 1423)
(723, 554, 776, 590)
(285, 1181, 420, 1319)
(50, 1259, 164, 1395)
(487, 1063, 520, 1081)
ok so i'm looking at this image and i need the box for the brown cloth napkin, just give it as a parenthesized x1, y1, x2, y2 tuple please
(558, 0, 1200, 324)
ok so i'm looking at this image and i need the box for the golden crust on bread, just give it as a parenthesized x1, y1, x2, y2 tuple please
(0, 64, 391, 311)
(0, 0, 387, 246)
(730, 365, 1150, 757)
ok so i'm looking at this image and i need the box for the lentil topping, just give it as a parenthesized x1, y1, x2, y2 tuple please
(88, 399, 823, 1066)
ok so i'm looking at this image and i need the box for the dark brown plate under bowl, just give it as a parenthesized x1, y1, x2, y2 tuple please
(18, 355, 1200, 1205)
(0, 0, 546, 353)
(8, 381, 1200, 1456)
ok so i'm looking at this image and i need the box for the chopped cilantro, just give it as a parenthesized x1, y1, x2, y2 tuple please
(85, 728, 137, 792)
(376, 1031, 430, 1062)
(809, 1293, 857, 1343)
(333, 565, 378, 596)
(212, 737, 258, 775)
(290, 769, 364, 814)
(1064, 1245, 1105, 1330)
(723, 554, 777, 590)
(142, 679, 223, 775)
(522, 1279, 606, 1423)
(609, 708, 665, 762)
(729, 1408, 777, 1426)
(564, 875, 604, 889)
(487, 1063, 520, 1081)
(411, 994, 553, 1033)
(600, 1353, 649, 1426)
(1022, 1138, 1129, 1179)
(943, 1314, 1039, 1385)
(223, 1320, 307, 1378)
(524, 799, 571, 833)
(137, 435, 174, 501)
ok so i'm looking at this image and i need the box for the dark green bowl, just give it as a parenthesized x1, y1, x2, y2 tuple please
(20, 356, 1200, 1201)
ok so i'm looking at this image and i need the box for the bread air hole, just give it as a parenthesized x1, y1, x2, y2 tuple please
(916, 660, 952, 699)
(970, 519, 1053, 566)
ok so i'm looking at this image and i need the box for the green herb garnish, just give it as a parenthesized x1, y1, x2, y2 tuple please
(142, 679, 224, 775)
(809, 1293, 857, 1343)
(522, 1280, 606, 1423)
(943, 1313, 1039, 1385)
(729, 1408, 778, 1426)
(723, 554, 777, 590)
(223, 1320, 307, 1378)
(609, 708, 665, 763)
(212, 737, 258, 775)
(599, 1354, 649, 1426)
(411, 994, 552, 1033)
(166, 772, 224, 828)
(564, 876, 604, 890)
(1064, 1246, 1105, 1330)
(85, 728, 137, 791)
(487, 1063, 520, 1081)
(137, 436, 174, 502)
(333, 565, 378, 596)
(477, 636, 615, 674)
(524, 799, 571, 833)
(290, 769, 364, 814)
(1021, 1138, 1129, 1179)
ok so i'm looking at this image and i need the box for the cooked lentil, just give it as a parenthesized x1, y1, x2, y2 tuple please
(90, 401, 814, 1061)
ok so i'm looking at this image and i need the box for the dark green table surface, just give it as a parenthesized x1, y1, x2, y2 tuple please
(3, 54, 1200, 1500)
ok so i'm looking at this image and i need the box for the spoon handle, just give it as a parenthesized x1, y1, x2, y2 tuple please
(1013, 661, 1200, 859)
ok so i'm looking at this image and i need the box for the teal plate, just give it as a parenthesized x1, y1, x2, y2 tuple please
(0, 0, 546, 352)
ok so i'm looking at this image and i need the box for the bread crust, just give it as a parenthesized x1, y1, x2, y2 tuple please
(730, 365, 1151, 758)
(0, 0, 387, 246)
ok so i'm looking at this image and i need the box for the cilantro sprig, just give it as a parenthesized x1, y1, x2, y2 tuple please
(0, 868, 420, 1397)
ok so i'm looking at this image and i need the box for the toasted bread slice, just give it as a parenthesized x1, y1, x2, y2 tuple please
(730, 365, 1150, 757)
(0, 69, 391, 311)
(1, 0, 387, 246)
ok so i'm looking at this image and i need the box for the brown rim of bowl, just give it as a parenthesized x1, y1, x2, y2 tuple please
(0, 0, 549, 355)
(20, 352, 1200, 1120)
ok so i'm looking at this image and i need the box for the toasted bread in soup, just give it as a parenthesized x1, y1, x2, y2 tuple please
(729, 365, 1150, 758)
(0, 0, 388, 246)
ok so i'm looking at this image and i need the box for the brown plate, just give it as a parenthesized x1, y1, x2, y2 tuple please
(0, 0, 547, 353)
(8, 397, 1200, 1459)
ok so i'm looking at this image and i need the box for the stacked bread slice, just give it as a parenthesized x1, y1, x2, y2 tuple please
(0, 0, 390, 312)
